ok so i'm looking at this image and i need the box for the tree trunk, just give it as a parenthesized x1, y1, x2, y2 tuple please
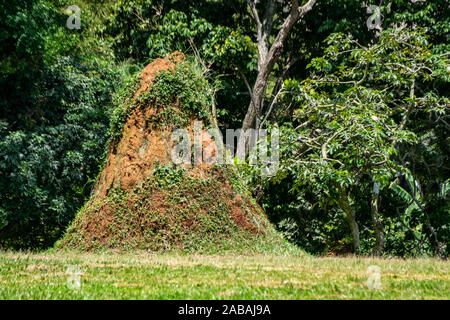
(241, 0, 317, 132)
(241, 70, 271, 131)
(337, 184, 361, 254)
(371, 183, 385, 256)
(423, 208, 445, 258)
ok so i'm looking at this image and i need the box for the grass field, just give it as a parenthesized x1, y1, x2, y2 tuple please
(0, 250, 448, 299)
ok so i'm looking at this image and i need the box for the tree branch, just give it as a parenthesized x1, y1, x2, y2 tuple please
(235, 66, 259, 117)
(260, 83, 285, 128)
(247, 0, 263, 48)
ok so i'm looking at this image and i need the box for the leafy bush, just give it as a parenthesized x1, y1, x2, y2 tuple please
(0, 1, 123, 249)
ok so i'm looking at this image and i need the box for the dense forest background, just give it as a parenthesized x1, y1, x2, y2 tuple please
(0, 0, 448, 257)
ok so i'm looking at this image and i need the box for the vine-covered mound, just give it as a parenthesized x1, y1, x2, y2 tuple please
(57, 52, 291, 253)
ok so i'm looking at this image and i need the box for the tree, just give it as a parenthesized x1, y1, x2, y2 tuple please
(259, 28, 448, 254)
(241, 0, 316, 132)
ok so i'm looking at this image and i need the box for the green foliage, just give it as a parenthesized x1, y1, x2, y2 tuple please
(0, 0, 124, 249)
(249, 28, 449, 256)
(152, 163, 186, 188)
(145, 8, 256, 73)
(109, 70, 141, 143)
(380, 0, 450, 53)
(0, 59, 121, 249)
(139, 61, 214, 128)
(278, 27, 446, 193)
(95, 0, 256, 127)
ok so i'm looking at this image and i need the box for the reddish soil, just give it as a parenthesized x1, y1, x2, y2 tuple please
(65, 52, 267, 250)
(94, 53, 185, 198)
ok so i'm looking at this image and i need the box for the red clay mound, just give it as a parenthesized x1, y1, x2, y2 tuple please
(95, 52, 183, 198)
(58, 52, 279, 252)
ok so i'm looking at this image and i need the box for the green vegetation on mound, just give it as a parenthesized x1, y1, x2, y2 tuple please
(57, 164, 294, 254)
(139, 61, 214, 129)
(110, 59, 214, 144)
